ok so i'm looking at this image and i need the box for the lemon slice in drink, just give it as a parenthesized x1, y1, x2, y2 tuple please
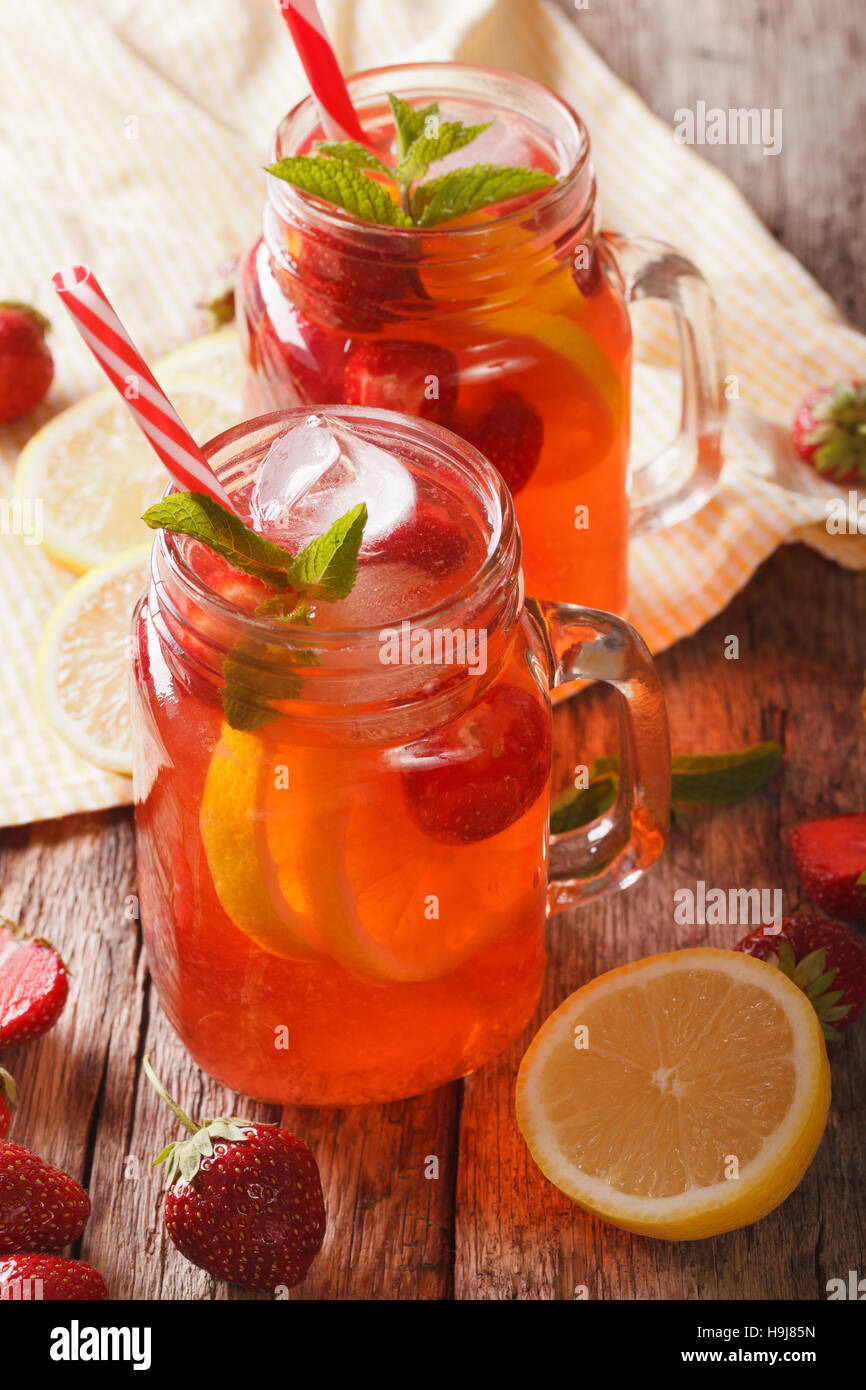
(36, 545, 151, 774)
(15, 372, 241, 573)
(200, 726, 325, 962)
(256, 750, 543, 984)
(516, 948, 830, 1240)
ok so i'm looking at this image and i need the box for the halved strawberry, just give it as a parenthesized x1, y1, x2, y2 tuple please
(470, 390, 543, 494)
(791, 813, 866, 926)
(403, 684, 551, 844)
(0, 919, 69, 1046)
(344, 339, 458, 425)
(735, 912, 866, 1040)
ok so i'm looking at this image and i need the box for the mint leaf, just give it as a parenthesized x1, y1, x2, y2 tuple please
(549, 741, 783, 834)
(288, 502, 367, 601)
(218, 503, 367, 729)
(397, 121, 492, 185)
(412, 164, 556, 227)
(669, 742, 783, 806)
(389, 95, 439, 161)
(266, 156, 412, 227)
(257, 594, 315, 625)
(314, 140, 395, 177)
(142, 492, 295, 589)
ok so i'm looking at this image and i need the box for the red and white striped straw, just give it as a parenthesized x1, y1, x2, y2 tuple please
(280, 1, 368, 145)
(52, 266, 233, 509)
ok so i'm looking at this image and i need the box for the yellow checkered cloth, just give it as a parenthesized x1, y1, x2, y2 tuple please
(0, 0, 863, 827)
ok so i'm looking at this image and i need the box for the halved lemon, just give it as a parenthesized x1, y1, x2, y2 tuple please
(36, 545, 151, 774)
(15, 372, 241, 573)
(516, 948, 830, 1240)
(200, 726, 325, 961)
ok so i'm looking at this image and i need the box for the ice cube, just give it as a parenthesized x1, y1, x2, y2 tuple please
(249, 414, 416, 546)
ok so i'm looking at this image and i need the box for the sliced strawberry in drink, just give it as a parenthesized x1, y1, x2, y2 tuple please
(403, 684, 551, 845)
(374, 498, 471, 579)
(191, 544, 274, 614)
(344, 339, 459, 425)
(244, 239, 348, 401)
(296, 234, 418, 334)
(470, 390, 543, 494)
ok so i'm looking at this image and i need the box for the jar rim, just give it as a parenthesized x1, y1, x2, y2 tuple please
(155, 405, 522, 651)
(267, 59, 591, 243)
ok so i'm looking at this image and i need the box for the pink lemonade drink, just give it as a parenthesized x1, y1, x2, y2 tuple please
(130, 408, 670, 1105)
(237, 62, 724, 628)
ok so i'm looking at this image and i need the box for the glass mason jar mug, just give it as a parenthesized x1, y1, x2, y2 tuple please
(237, 61, 725, 620)
(129, 408, 671, 1107)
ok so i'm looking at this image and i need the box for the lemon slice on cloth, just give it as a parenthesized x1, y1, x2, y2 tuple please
(15, 371, 242, 573)
(36, 546, 151, 774)
(154, 327, 246, 397)
(516, 948, 830, 1240)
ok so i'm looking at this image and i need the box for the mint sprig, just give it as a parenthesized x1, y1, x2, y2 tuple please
(143, 493, 368, 730)
(551, 742, 784, 835)
(266, 92, 556, 228)
(143, 492, 296, 588)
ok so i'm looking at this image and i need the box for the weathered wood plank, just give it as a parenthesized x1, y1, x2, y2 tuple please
(455, 544, 866, 1299)
(555, 0, 866, 330)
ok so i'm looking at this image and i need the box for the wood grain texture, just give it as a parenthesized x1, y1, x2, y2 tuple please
(554, 0, 866, 330)
(2, 0, 864, 1301)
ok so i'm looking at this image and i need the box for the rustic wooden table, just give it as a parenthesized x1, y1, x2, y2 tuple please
(2, 0, 864, 1300)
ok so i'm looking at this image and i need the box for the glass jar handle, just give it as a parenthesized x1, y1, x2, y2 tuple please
(607, 233, 726, 535)
(526, 598, 671, 915)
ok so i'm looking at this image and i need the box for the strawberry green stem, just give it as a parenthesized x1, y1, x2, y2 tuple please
(142, 1055, 198, 1135)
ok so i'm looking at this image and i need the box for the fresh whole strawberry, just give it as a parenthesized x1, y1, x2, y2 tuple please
(735, 912, 866, 1041)
(403, 684, 551, 845)
(470, 390, 544, 495)
(145, 1058, 326, 1293)
(792, 382, 866, 485)
(0, 1069, 17, 1139)
(791, 813, 866, 926)
(0, 303, 53, 425)
(372, 499, 471, 579)
(0, 1253, 108, 1301)
(0, 918, 69, 1045)
(344, 339, 459, 426)
(0, 1142, 91, 1254)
